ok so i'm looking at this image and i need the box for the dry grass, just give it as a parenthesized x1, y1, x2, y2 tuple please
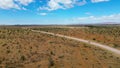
(34, 26, 120, 50)
(0, 27, 120, 68)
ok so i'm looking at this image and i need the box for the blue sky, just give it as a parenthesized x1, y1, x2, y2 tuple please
(0, 0, 120, 25)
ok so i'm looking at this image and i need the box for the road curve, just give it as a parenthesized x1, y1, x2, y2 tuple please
(31, 30, 120, 56)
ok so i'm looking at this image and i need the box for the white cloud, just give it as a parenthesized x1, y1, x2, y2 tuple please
(0, 0, 110, 11)
(91, 0, 110, 3)
(0, 0, 20, 9)
(47, 0, 63, 11)
(0, 0, 34, 10)
(76, 0, 86, 6)
(15, 0, 34, 6)
(38, 13, 47, 16)
(22, 7, 27, 10)
(38, 0, 86, 11)
(73, 14, 120, 23)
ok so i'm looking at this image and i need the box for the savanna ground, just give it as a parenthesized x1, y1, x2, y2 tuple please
(33, 25, 120, 50)
(0, 26, 120, 68)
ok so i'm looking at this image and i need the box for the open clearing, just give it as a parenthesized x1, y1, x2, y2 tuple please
(0, 26, 120, 68)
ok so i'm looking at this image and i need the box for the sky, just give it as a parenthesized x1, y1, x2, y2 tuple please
(0, 0, 120, 25)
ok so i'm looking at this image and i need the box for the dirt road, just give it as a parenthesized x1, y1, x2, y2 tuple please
(31, 30, 120, 56)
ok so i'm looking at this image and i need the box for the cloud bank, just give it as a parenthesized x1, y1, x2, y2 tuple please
(73, 13, 120, 24)
(0, 0, 34, 9)
(91, 0, 110, 3)
(0, 0, 20, 9)
(38, 0, 87, 11)
(0, 0, 110, 10)
(15, 0, 34, 6)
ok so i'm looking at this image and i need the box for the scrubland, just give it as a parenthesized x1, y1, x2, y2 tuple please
(34, 26, 120, 50)
(0, 26, 120, 68)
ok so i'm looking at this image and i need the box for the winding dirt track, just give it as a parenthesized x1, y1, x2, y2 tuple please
(31, 30, 120, 56)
